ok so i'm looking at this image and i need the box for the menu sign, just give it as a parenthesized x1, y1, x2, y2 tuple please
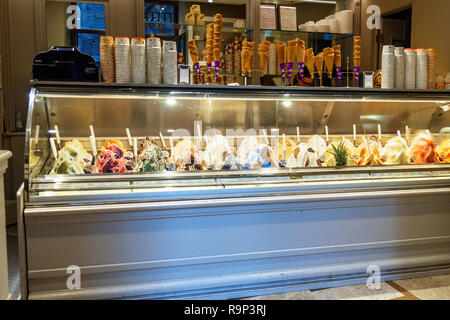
(279, 6, 297, 31)
(260, 4, 277, 30)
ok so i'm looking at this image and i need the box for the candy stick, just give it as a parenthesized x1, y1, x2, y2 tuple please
(90, 135, 97, 156)
(353, 124, 357, 145)
(377, 124, 382, 142)
(283, 133, 286, 160)
(133, 138, 138, 159)
(397, 130, 402, 138)
(325, 125, 329, 144)
(336, 66, 342, 86)
(159, 132, 167, 149)
(54, 125, 61, 147)
(299, 62, 305, 84)
(34, 125, 40, 148)
(49, 138, 58, 159)
(169, 136, 174, 151)
(126, 128, 133, 146)
(296, 126, 300, 143)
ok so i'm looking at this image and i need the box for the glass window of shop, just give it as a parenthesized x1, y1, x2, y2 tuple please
(145, 2, 176, 37)
(46, 1, 106, 62)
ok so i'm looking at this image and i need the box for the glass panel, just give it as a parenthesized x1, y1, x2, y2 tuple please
(28, 93, 50, 181)
(77, 2, 105, 31)
(77, 32, 101, 62)
(25, 88, 450, 200)
(145, 2, 175, 36)
(356, 98, 450, 166)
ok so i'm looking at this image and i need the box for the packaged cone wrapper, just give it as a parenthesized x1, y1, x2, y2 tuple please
(323, 47, 334, 78)
(314, 52, 324, 79)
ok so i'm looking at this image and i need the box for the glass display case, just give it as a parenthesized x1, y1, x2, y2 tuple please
(18, 82, 450, 300)
(25, 82, 450, 204)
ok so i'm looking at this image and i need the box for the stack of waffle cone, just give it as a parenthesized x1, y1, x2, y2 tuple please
(187, 40, 199, 64)
(233, 39, 241, 75)
(333, 45, 341, 67)
(205, 23, 214, 65)
(296, 39, 305, 63)
(287, 39, 297, 64)
(304, 48, 314, 79)
(275, 40, 286, 67)
(258, 41, 271, 76)
(314, 52, 324, 77)
(353, 36, 361, 67)
(241, 38, 255, 76)
(323, 47, 334, 78)
(213, 14, 223, 83)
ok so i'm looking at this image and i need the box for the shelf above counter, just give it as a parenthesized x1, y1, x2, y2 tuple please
(260, 29, 353, 41)
(145, 22, 251, 36)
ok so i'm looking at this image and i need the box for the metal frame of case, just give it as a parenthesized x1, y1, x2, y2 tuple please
(18, 82, 450, 299)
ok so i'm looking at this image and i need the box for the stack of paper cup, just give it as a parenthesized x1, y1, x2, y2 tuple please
(328, 19, 340, 33)
(426, 48, 436, 89)
(115, 37, 130, 83)
(404, 48, 416, 89)
(415, 48, 427, 89)
(335, 10, 353, 34)
(146, 37, 161, 84)
(394, 47, 405, 89)
(100, 36, 115, 83)
(162, 40, 178, 84)
(381, 45, 395, 89)
(131, 37, 146, 84)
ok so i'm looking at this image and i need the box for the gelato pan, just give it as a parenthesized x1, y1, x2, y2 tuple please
(50, 139, 92, 175)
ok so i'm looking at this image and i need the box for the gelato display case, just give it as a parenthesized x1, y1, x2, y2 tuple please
(18, 82, 450, 299)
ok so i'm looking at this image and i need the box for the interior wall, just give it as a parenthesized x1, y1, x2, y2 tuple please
(46, 1, 69, 49)
(361, 0, 450, 73)
(0, 0, 138, 219)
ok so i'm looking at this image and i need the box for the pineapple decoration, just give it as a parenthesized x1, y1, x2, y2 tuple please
(330, 141, 348, 166)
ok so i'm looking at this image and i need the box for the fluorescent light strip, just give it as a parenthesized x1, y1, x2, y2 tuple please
(36, 94, 448, 104)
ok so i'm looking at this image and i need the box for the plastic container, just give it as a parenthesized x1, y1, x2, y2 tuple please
(445, 72, 450, 90)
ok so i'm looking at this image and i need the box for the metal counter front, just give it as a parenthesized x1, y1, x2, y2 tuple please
(18, 82, 450, 299)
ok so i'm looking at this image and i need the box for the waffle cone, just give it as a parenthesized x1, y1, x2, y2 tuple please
(304, 48, 314, 79)
(314, 52, 324, 74)
(213, 48, 221, 61)
(323, 47, 334, 77)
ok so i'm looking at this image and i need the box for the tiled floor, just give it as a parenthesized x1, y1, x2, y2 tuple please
(5, 223, 450, 300)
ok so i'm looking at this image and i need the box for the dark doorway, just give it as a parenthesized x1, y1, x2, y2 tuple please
(376, 7, 412, 69)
